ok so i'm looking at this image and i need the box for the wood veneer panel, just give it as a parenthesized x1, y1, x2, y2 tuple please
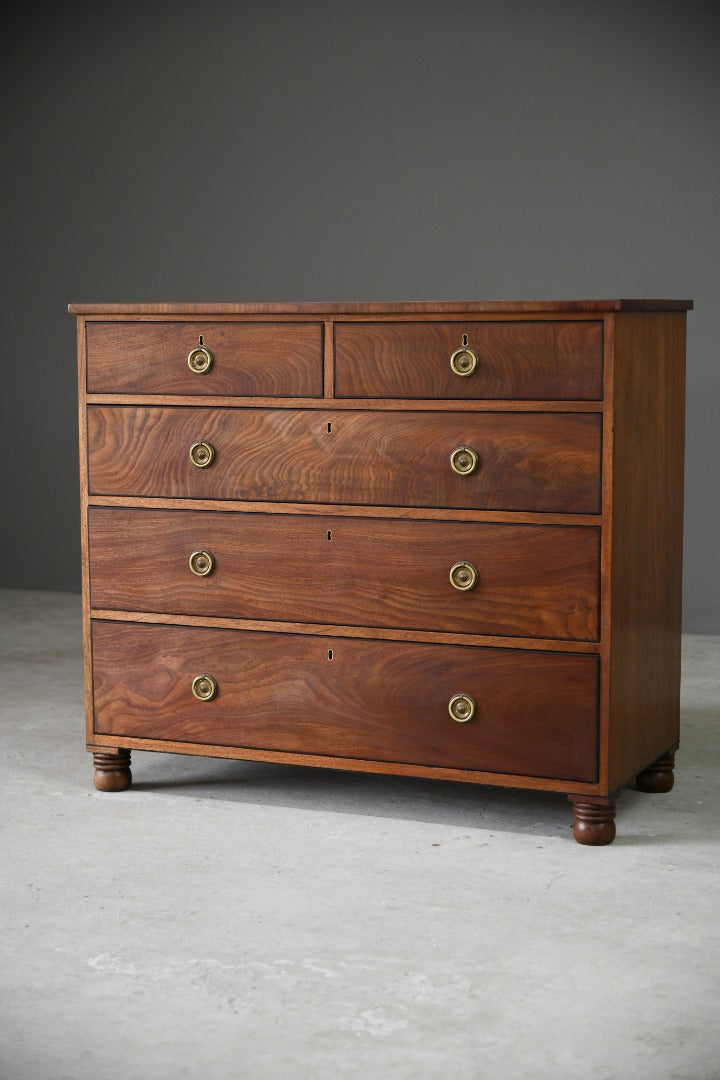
(87, 495, 600, 525)
(87, 406, 602, 513)
(335, 321, 602, 399)
(86, 321, 323, 396)
(607, 312, 686, 790)
(88, 508, 600, 640)
(69, 300, 693, 315)
(87, 730, 600, 794)
(91, 621, 599, 782)
(85, 395, 604, 413)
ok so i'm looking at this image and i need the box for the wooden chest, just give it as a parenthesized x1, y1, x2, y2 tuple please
(70, 300, 691, 844)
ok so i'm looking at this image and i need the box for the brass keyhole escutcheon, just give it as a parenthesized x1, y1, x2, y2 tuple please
(450, 346, 478, 377)
(448, 693, 476, 723)
(449, 561, 478, 591)
(189, 441, 215, 468)
(188, 345, 214, 374)
(192, 673, 218, 701)
(450, 446, 479, 476)
(189, 550, 214, 577)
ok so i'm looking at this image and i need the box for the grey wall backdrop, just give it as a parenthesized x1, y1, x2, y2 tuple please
(2, 0, 718, 630)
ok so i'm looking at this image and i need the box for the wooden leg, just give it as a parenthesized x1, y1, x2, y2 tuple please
(92, 749, 132, 792)
(636, 751, 675, 793)
(568, 796, 616, 846)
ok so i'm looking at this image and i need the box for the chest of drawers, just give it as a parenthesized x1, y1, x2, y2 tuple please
(70, 299, 691, 844)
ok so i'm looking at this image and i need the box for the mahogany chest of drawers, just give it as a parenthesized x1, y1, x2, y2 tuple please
(70, 299, 691, 844)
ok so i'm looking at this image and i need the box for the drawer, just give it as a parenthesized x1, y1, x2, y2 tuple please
(86, 321, 323, 396)
(88, 508, 600, 641)
(87, 406, 601, 513)
(91, 621, 600, 782)
(334, 321, 603, 399)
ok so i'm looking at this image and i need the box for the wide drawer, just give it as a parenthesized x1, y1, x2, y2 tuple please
(87, 406, 602, 513)
(88, 508, 599, 641)
(334, 321, 603, 399)
(86, 321, 323, 396)
(91, 621, 600, 782)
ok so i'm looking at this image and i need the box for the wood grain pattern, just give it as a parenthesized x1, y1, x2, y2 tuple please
(89, 608, 601, 653)
(69, 300, 693, 315)
(72, 299, 690, 838)
(568, 796, 616, 845)
(86, 321, 323, 396)
(606, 311, 686, 791)
(85, 394, 604, 413)
(88, 507, 600, 640)
(86, 729, 601, 793)
(76, 316, 95, 746)
(87, 494, 601, 526)
(91, 621, 600, 782)
(87, 406, 602, 513)
(334, 321, 603, 399)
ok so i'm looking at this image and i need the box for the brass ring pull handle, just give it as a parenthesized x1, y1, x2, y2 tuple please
(449, 561, 478, 591)
(189, 550, 214, 577)
(191, 673, 218, 701)
(188, 345, 214, 374)
(450, 345, 478, 377)
(449, 446, 478, 476)
(448, 693, 476, 723)
(189, 441, 215, 468)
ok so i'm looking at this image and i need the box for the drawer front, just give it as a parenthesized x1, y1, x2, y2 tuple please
(91, 621, 599, 782)
(334, 321, 603, 399)
(89, 508, 600, 641)
(87, 406, 601, 513)
(86, 321, 323, 396)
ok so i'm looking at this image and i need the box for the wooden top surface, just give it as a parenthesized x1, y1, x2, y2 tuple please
(68, 299, 693, 315)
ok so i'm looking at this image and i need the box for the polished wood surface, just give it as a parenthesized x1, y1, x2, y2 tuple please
(636, 751, 675, 793)
(88, 507, 600, 640)
(87, 406, 602, 513)
(86, 321, 323, 396)
(334, 320, 603, 399)
(74, 299, 690, 844)
(606, 312, 686, 791)
(69, 300, 693, 315)
(92, 749, 132, 791)
(91, 621, 599, 782)
(568, 796, 616, 845)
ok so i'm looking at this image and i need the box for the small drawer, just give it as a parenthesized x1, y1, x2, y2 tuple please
(86, 321, 323, 396)
(91, 621, 600, 782)
(87, 406, 602, 513)
(89, 508, 600, 641)
(334, 321, 603, 399)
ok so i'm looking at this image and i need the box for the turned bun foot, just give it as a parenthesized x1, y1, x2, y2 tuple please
(93, 750, 132, 791)
(569, 797, 616, 846)
(636, 751, 675, 793)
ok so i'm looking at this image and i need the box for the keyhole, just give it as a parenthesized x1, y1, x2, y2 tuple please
(199, 335, 204, 345)
(462, 333, 468, 347)
(327, 649, 334, 660)
(327, 530, 332, 541)
(327, 421, 332, 434)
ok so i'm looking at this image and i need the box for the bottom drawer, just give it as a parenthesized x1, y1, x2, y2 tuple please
(91, 621, 599, 783)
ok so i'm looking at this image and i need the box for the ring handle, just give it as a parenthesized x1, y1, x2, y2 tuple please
(189, 441, 215, 468)
(189, 550, 214, 577)
(449, 561, 478, 591)
(192, 674, 218, 701)
(188, 346, 214, 374)
(450, 346, 478, 377)
(449, 446, 479, 476)
(448, 693, 476, 723)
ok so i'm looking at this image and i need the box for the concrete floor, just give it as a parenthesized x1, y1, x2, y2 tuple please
(1, 588, 719, 1080)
